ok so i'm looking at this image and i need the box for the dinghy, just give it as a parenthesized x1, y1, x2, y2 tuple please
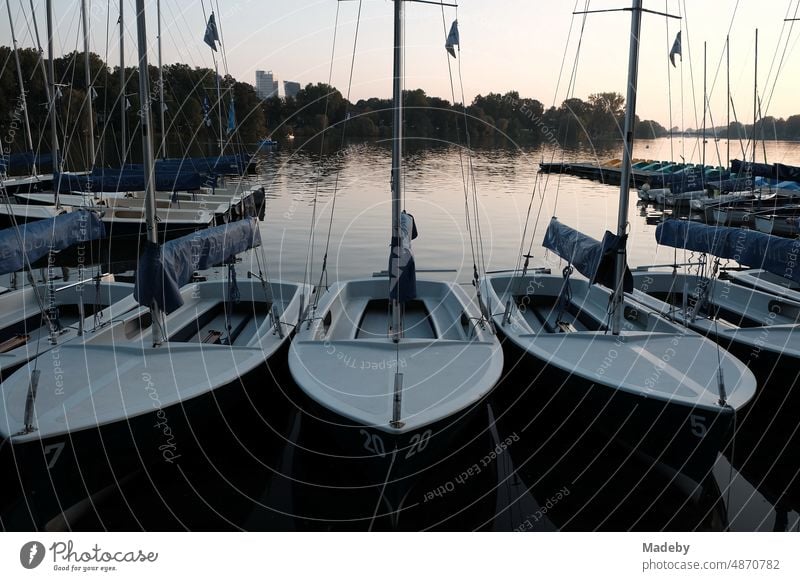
(479, 0, 757, 483)
(0, 1, 308, 528)
(632, 220, 800, 382)
(0, 210, 135, 380)
(288, 1, 502, 508)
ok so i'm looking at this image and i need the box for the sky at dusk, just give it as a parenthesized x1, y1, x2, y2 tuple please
(4, 0, 800, 129)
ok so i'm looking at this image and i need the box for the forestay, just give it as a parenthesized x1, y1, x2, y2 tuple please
(0, 210, 106, 275)
(655, 220, 800, 284)
(134, 217, 261, 313)
(542, 217, 632, 291)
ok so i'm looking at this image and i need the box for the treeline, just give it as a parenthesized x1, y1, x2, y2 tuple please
(0, 45, 669, 166)
(686, 118, 800, 141)
(6, 47, 796, 168)
(264, 86, 672, 143)
(0, 46, 264, 168)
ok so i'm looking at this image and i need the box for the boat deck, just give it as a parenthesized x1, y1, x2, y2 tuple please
(355, 299, 436, 340)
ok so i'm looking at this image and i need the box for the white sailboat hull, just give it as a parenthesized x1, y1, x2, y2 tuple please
(479, 271, 757, 482)
(630, 270, 800, 369)
(0, 278, 308, 527)
(288, 278, 502, 503)
(289, 279, 503, 435)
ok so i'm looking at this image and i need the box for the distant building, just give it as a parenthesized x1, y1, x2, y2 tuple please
(255, 70, 279, 99)
(283, 81, 301, 99)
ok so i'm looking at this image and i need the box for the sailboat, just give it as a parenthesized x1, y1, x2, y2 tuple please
(0, 0, 308, 529)
(0, 210, 136, 380)
(0, 0, 65, 229)
(0, 0, 56, 198)
(5, 1, 249, 243)
(630, 220, 800, 382)
(288, 0, 503, 506)
(478, 0, 757, 483)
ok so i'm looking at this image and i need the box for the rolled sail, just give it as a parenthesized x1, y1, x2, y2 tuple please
(542, 217, 632, 291)
(134, 217, 261, 313)
(0, 210, 106, 275)
(655, 219, 800, 284)
(388, 210, 418, 302)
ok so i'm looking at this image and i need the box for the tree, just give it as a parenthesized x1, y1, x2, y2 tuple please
(587, 92, 625, 139)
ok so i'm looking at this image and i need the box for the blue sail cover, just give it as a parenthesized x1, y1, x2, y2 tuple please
(134, 217, 261, 313)
(543, 218, 632, 291)
(0, 151, 54, 172)
(730, 159, 800, 182)
(54, 168, 214, 193)
(388, 211, 418, 302)
(156, 154, 250, 175)
(0, 210, 106, 275)
(655, 220, 800, 284)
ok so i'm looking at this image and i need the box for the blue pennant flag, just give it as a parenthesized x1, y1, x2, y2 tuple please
(227, 98, 235, 135)
(204, 12, 220, 51)
(445, 20, 459, 58)
(669, 31, 682, 67)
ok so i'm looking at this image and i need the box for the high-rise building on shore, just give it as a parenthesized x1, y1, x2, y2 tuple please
(255, 70, 279, 99)
(283, 81, 301, 99)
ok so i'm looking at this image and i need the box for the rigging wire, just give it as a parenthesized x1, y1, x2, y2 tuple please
(758, 0, 800, 150)
(437, 3, 479, 293)
(680, 0, 702, 166)
(455, 48, 491, 303)
(314, 0, 364, 302)
(525, 0, 590, 272)
(665, 0, 674, 161)
(507, 0, 585, 293)
(677, 0, 684, 161)
(302, 1, 342, 317)
(547, 0, 591, 222)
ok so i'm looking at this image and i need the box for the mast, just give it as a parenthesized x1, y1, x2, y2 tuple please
(28, 0, 51, 106)
(726, 34, 730, 169)
(134, 0, 163, 347)
(390, 0, 404, 342)
(702, 41, 706, 170)
(46, 0, 60, 208)
(157, 0, 166, 158)
(120, 0, 127, 165)
(81, 0, 96, 169)
(216, 60, 224, 154)
(753, 29, 758, 172)
(611, 0, 642, 336)
(5, 0, 36, 174)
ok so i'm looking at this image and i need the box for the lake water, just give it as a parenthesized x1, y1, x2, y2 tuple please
(22, 137, 800, 531)
(255, 136, 800, 285)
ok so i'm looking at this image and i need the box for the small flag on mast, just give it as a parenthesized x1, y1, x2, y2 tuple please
(669, 31, 682, 67)
(226, 99, 235, 135)
(445, 20, 459, 58)
(204, 12, 220, 51)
